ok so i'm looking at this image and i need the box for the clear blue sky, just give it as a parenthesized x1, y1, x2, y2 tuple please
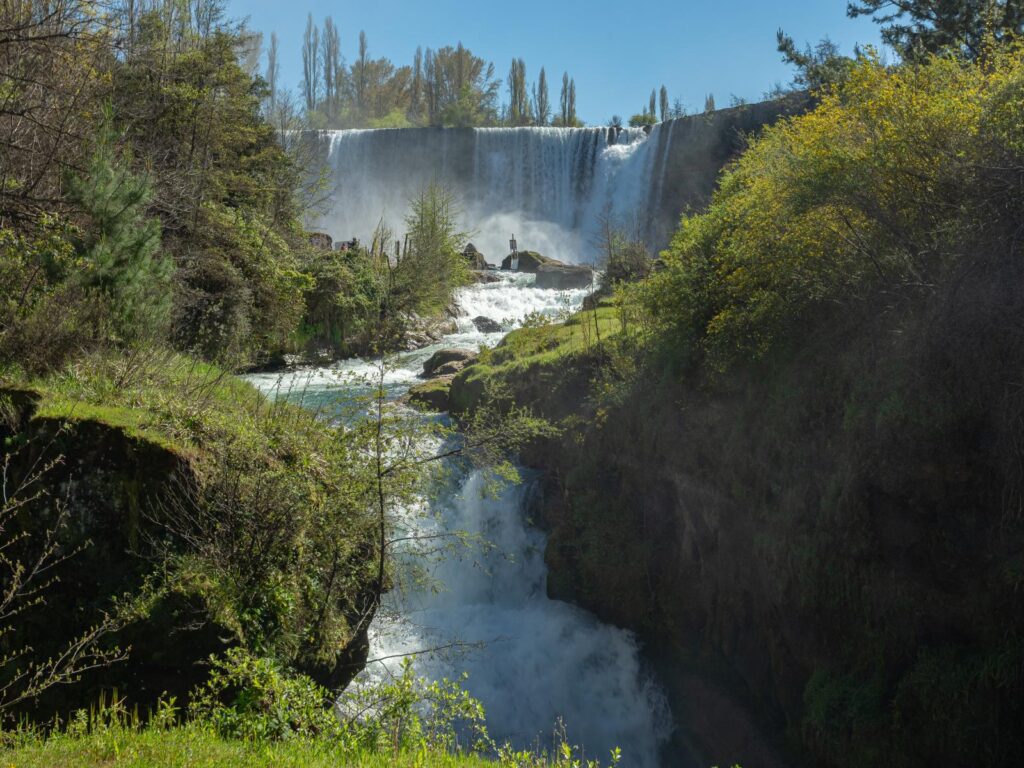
(227, 0, 887, 125)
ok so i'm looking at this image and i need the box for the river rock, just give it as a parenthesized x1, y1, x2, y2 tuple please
(406, 375, 454, 411)
(402, 312, 458, 351)
(501, 250, 556, 273)
(472, 316, 503, 333)
(433, 360, 468, 377)
(535, 263, 594, 290)
(463, 243, 490, 270)
(472, 271, 501, 284)
(422, 348, 477, 378)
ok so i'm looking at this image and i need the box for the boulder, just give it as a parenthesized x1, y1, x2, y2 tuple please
(463, 243, 490, 270)
(422, 348, 477, 378)
(406, 376, 454, 412)
(402, 313, 458, 351)
(472, 316, 503, 333)
(433, 360, 468, 377)
(472, 271, 501, 284)
(535, 263, 594, 290)
(501, 250, 556, 273)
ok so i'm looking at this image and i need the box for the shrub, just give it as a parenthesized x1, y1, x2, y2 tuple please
(642, 49, 1024, 372)
(189, 649, 340, 742)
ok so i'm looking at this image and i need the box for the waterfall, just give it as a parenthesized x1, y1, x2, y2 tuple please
(314, 124, 674, 263)
(245, 274, 673, 767)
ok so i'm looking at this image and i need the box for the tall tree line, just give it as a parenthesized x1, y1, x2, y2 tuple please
(275, 17, 583, 128)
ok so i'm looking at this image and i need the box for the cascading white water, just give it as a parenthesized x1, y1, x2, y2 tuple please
(312, 125, 674, 263)
(245, 275, 672, 766)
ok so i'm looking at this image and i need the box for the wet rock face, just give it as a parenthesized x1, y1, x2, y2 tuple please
(422, 348, 477, 378)
(535, 263, 594, 290)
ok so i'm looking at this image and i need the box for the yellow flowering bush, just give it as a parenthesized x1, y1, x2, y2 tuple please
(644, 48, 1024, 371)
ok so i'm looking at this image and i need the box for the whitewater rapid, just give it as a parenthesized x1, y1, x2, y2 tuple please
(245, 273, 671, 766)
(311, 125, 675, 264)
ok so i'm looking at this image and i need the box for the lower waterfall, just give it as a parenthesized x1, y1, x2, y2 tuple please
(246, 274, 672, 766)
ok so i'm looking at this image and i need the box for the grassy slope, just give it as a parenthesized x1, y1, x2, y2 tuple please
(450, 303, 620, 415)
(3, 728, 495, 768)
(10, 352, 278, 456)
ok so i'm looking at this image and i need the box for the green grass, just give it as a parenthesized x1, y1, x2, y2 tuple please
(484, 305, 620, 372)
(2, 727, 498, 767)
(1, 349, 323, 468)
(449, 305, 622, 414)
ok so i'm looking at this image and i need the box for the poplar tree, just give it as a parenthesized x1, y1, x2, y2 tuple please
(321, 17, 343, 125)
(265, 32, 279, 113)
(568, 77, 577, 125)
(507, 58, 530, 125)
(410, 46, 424, 124)
(704, 93, 716, 113)
(534, 67, 550, 126)
(659, 85, 668, 122)
(648, 89, 656, 120)
(560, 71, 569, 125)
(355, 30, 369, 115)
(301, 14, 319, 113)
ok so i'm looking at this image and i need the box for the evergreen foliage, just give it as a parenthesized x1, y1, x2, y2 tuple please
(848, 0, 1024, 59)
(67, 119, 170, 345)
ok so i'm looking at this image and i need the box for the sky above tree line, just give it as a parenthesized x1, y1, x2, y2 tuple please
(227, 0, 886, 125)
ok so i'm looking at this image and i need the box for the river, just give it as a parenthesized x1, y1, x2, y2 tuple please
(246, 272, 670, 766)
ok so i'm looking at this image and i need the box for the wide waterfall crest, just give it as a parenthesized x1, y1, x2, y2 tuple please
(315, 124, 674, 262)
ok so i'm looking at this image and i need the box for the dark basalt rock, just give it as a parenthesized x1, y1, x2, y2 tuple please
(501, 250, 555, 273)
(472, 316, 503, 333)
(422, 348, 477, 378)
(535, 263, 594, 290)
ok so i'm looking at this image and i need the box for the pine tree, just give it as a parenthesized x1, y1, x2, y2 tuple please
(68, 119, 170, 343)
(848, 0, 1024, 60)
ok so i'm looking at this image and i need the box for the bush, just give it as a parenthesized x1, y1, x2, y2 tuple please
(0, 216, 92, 373)
(190, 649, 340, 742)
(642, 49, 1024, 372)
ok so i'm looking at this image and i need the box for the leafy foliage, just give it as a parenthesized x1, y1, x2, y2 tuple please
(642, 49, 1024, 372)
